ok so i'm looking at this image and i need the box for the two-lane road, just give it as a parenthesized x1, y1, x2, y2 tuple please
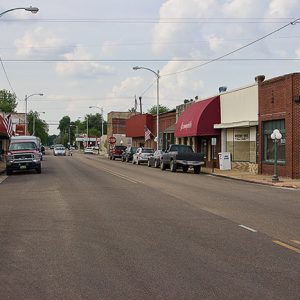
(0, 152, 299, 299)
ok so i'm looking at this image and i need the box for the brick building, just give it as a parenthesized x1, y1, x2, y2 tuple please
(258, 73, 300, 179)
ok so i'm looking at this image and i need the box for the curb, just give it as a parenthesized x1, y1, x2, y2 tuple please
(203, 171, 298, 189)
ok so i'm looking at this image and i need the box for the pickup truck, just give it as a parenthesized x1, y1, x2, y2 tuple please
(109, 145, 127, 160)
(6, 138, 42, 175)
(160, 144, 205, 174)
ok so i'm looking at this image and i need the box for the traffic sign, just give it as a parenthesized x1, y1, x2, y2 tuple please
(108, 136, 116, 144)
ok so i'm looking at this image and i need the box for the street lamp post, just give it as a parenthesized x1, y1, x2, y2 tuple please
(0, 6, 39, 18)
(25, 93, 43, 135)
(89, 106, 104, 153)
(86, 116, 89, 147)
(133, 66, 160, 151)
(271, 129, 282, 182)
(32, 111, 45, 136)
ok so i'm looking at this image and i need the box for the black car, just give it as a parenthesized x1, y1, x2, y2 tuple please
(121, 146, 138, 162)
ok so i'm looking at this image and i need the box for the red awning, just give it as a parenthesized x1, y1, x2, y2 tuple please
(0, 116, 8, 136)
(175, 96, 220, 137)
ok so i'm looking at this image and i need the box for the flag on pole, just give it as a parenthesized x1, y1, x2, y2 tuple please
(3, 114, 14, 137)
(144, 126, 151, 141)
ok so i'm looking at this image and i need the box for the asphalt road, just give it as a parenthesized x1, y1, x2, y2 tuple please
(0, 151, 299, 299)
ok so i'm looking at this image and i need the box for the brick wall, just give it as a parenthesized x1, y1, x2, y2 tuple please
(258, 73, 300, 178)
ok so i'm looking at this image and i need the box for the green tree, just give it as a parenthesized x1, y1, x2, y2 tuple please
(148, 105, 170, 115)
(58, 116, 71, 134)
(0, 90, 17, 113)
(27, 111, 49, 144)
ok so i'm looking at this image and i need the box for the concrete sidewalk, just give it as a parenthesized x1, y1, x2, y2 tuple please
(201, 166, 300, 189)
(1, 156, 299, 189)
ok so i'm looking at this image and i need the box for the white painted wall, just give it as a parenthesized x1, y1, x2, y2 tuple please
(220, 85, 258, 124)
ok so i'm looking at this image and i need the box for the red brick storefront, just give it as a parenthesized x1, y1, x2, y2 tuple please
(258, 73, 300, 178)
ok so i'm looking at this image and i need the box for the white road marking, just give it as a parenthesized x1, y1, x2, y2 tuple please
(238, 225, 257, 232)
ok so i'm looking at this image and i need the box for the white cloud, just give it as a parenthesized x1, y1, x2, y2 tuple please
(103, 77, 146, 111)
(152, 0, 219, 54)
(222, 0, 265, 17)
(267, 0, 298, 17)
(14, 27, 65, 57)
(101, 41, 119, 56)
(205, 34, 225, 52)
(55, 46, 115, 78)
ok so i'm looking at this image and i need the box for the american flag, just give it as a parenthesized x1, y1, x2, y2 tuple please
(144, 126, 151, 141)
(3, 114, 14, 137)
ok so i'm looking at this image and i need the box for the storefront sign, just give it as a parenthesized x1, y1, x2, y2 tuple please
(180, 121, 192, 131)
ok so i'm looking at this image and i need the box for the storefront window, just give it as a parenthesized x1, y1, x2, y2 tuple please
(263, 120, 285, 164)
(200, 139, 207, 159)
(184, 137, 188, 145)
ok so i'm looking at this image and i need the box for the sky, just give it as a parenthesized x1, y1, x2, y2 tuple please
(1, 0, 300, 134)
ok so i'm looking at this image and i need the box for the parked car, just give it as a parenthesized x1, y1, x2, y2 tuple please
(6, 139, 42, 175)
(160, 144, 205, 174)
(132, 148, 154, 165)
(54, 146, 66, 156)
(147, 150, 164, 168)
(121, 146, 138, 162)
(109, 145, 127, 160)
(84, 147, 94, 154)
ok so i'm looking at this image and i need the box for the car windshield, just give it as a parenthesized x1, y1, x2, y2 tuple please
(55, 147, 65, 150)
(172, 145, 193, 153)
(142, 149, 154, 153)
(9, 142, 37, 151)
(115, 146, 126, 150)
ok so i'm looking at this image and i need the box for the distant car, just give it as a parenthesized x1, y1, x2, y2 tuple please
(50, 145, 54, 149)
(121, 146, 138, 162)
(147, 150, 164, 168)
(54, 146, 66, 156)
(84, 147, 94, 154)
(132, 148, 154, 165)
(109, 145, 127, 160)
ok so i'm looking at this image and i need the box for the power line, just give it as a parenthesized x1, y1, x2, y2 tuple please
(161, 17, 300, 77)
(0, 56, 17, 95)
(0, 17, 297, 24)
(2, 58, 300, 62)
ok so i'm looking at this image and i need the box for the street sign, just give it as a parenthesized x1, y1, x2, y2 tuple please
(108, 136, 116, 144)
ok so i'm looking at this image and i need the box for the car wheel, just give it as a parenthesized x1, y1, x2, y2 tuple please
(154, 160, 159, 168)
(36, 166, 42, 174)
(170, 160, 177, 172)
(182, 166, 188, 173)
(6, 168, 12, 175)
(194, 166, 201, 174)
(160, 161, 166, 170)
(147, 160, 151, 167)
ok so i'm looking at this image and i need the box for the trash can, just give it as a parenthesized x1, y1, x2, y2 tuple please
(218, 152, 231, 170)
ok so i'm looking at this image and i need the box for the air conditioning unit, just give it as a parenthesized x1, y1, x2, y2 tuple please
(294, 95, 300, 102)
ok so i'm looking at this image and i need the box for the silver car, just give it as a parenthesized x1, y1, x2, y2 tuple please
(132, 148, 154, 165)
(53, 146, 66, 156)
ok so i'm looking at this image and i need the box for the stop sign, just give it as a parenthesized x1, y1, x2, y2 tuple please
(108, 136, 116, 144)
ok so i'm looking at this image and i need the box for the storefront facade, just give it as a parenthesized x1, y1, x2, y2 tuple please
(125, 114, 154, 148)
(174, 96, 221, 167)
(214, 84, 259, 173)
(258, 73, 300, 179)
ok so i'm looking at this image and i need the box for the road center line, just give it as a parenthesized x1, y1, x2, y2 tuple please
(291, 240, 300, 245)
(238, 225, 257, 232)
(100, 167, 144, 184)
(273, 240, 300, 254)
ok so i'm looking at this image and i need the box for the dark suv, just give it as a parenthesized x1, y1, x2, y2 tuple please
(109, 145, 127, 160)
(121, 146, 138, 162)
